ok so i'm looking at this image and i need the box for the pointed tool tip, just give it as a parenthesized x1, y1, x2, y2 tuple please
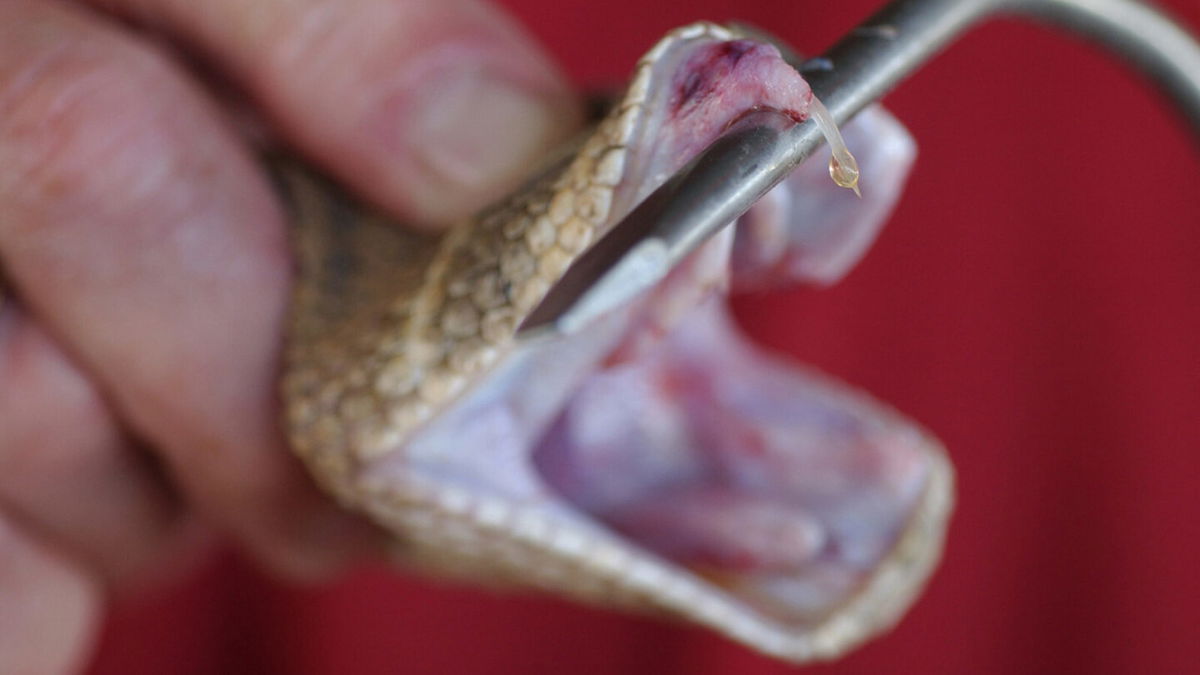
(517, 238, 671, 342)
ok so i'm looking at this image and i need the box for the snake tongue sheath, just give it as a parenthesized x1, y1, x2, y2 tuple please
(281, 23, 952, 664)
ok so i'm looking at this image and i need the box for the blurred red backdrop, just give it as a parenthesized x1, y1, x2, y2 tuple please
(87, 1, 1200, 674)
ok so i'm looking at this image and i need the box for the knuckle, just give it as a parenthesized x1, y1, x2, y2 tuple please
(0, 33, 194, 234)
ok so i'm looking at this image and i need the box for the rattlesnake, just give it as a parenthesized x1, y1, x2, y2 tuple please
(277, 23, 952, 663)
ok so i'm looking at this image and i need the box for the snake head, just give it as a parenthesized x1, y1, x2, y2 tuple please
(281, 22, 951, 664)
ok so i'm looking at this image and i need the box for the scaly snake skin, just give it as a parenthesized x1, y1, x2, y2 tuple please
(278, 23, 951, 663)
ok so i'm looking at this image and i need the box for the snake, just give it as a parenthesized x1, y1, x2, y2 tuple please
(2, 22, 954, 664)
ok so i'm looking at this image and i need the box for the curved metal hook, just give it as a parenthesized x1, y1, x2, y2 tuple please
(810, 0, 1200, 137)
(521, 0, 1200, 337)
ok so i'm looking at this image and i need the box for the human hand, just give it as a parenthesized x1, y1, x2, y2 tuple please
(0, 0, 581, 671)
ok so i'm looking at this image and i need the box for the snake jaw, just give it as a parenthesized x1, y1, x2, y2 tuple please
(282, 22, 952, 663)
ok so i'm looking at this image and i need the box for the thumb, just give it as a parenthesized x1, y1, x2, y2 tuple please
(96, 0, 583, 225)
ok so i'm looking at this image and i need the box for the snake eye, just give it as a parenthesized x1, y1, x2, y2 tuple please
(807, 95, 863, 197)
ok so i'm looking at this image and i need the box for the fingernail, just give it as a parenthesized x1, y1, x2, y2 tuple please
(403, 67, 577, 223)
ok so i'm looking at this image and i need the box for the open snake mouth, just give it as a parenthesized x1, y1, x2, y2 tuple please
(290, 24, 952, 663)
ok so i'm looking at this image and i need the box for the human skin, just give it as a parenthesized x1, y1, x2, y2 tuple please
(0, 0, 581, 671)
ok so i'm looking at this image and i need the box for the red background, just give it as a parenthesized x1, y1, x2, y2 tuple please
(88, 1, 1200, 674)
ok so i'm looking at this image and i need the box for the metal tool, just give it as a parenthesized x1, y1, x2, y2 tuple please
(518, 0, 1200, 337)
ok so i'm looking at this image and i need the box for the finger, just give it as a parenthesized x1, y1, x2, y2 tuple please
(0, 302, 193, 586)
(87, 0, 583, 226)
(0, 511, 102, 675)
(0, 0, 380, 578)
